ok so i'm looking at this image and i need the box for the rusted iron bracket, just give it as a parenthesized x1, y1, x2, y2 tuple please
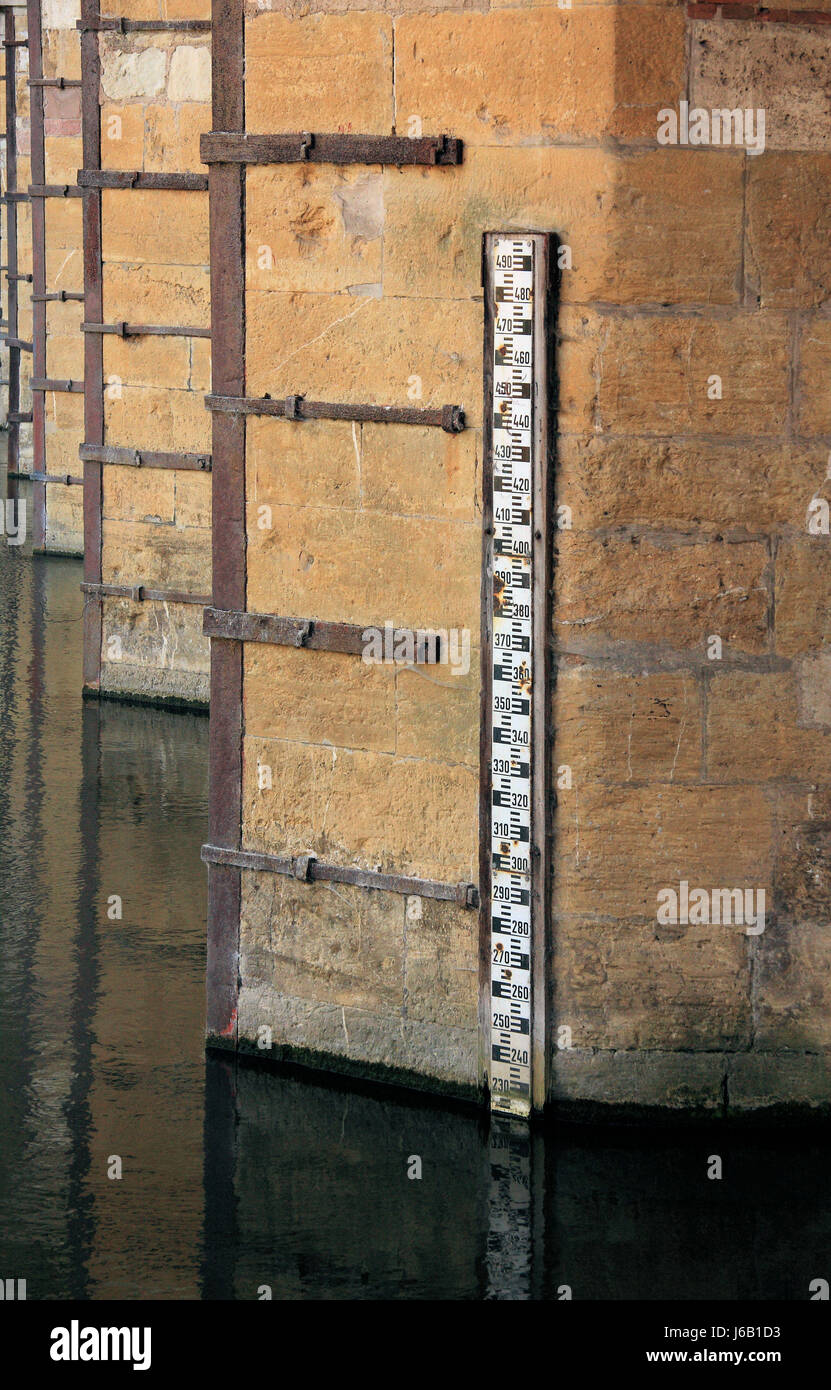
(30, 378, 84, 392)
(82, 321, 211, 338)
(200, 843, 480, 909)
(80, 444, 212, 471)
(28, 184, 83, 198)
(206, 393, 466, 433)
(203, 606, 444, 662)
(200, 131, 464, 167)
(27, 471, 84, 486)
(31, 290, 85, 302)
(77, 170, 208, 191)
(28, 77, 82, 88)
(81, 581, 210, 606)
(77, 17, 211, 31)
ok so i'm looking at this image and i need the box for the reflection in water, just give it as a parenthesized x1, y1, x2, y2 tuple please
(2, 464, 831, 1301)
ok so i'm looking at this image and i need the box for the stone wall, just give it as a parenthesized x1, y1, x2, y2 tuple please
(212, 0, 831, 1117)
(2, 6, 33, 473)
(93, 4, 211, 705)
(35, 0, 84, 553)
(549, 5, 831, 1117)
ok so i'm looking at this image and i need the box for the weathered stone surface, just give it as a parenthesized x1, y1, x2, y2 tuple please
(143, 102, 211, 173)
(384, 146, 743, 307)
(405, 896, 478, 1030)
(103, 334, 191, 391)
(167, 44, 211, 102)
(555, 669, 703, 785)
(553, 916, 751, 1051)
(102, 518, 211, 591)
(755, 918, 831, 1051)
(237, 978, 480, 1091)
(707, 672, 831, 782)
(42, 301, 84, 379)
(104, 385, 212, 453)
(103, 467, 177, 526)
(774, 539, 831, 656)
(43, 196, 83, 255)
(745, 154, 831, 309)
(103, 262, 210, 327)
(246, 416, 360, 511)
(728, 1054, 831, 1113)
(246, 165, 383, 294)
(245, 12, 393, 133)
(99, 597, 210, 702)
(395, 657, 479, 767)
(797, 318, 831, 435)
(361, 423, 478, 520)
(101, 101, 150, 170)
(245, 290, 482, 424)
(43, 29, 82, 82)
(43, 0, 81, 30)
(246, 503, 480, 632)
(796, 653, 831, 729)
(240, 871, 404, 1013)
(44, 134, 82, 183)
(244, 645, 397, 754)
(691, 19, 831, 153)
(173, 469, 211, 529)
(555, 533, 770, 654)
(552, 783, 773, 919)
(102, 189, 209, 264)
(43, 483, 83, 556)
(559, 310, 791, 437)
(100, 44, 167, 102)
(44, 393, 85, 473)
(558, 436, 827, 534)
(395, 7, 684, 146)
(549, 1049, 726, 1114)
(242, 736, 478, 881)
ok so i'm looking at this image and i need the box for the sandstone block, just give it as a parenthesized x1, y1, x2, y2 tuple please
(245, 13, 393, 133)
(552, 783, 773, 919)
(246, 166, 383, 294)
(245, 290, 482, 424)
(102, 189, 209, 265)
(167, 44, 211, 102)
(395, 7, 684, 146)
(104, 385, 211, 453)
(554, 669, 703, 785)
(746, 154, 831, 309)
(555, 533, 770, 654)
(691, 19, 831, 153)
(242, 735, 478, 881)
(244, 644, 397, 754)
(246, 504, 480, 632)
(102, 518, 211, 591)
(103, 262, 210, 327)
(247, 416, 360, 511)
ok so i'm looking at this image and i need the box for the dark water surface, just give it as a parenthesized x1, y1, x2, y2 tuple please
(2, 475, 831, 1301)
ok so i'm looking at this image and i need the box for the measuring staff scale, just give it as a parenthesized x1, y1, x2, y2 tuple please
(483, 233, 553, 1118)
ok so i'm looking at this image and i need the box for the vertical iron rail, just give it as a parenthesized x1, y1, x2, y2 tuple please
(205, 0, 245, 1046)
(27, 0, 45, 546)
(80, 0, 102, 689)
(4, 8, 21, 470)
